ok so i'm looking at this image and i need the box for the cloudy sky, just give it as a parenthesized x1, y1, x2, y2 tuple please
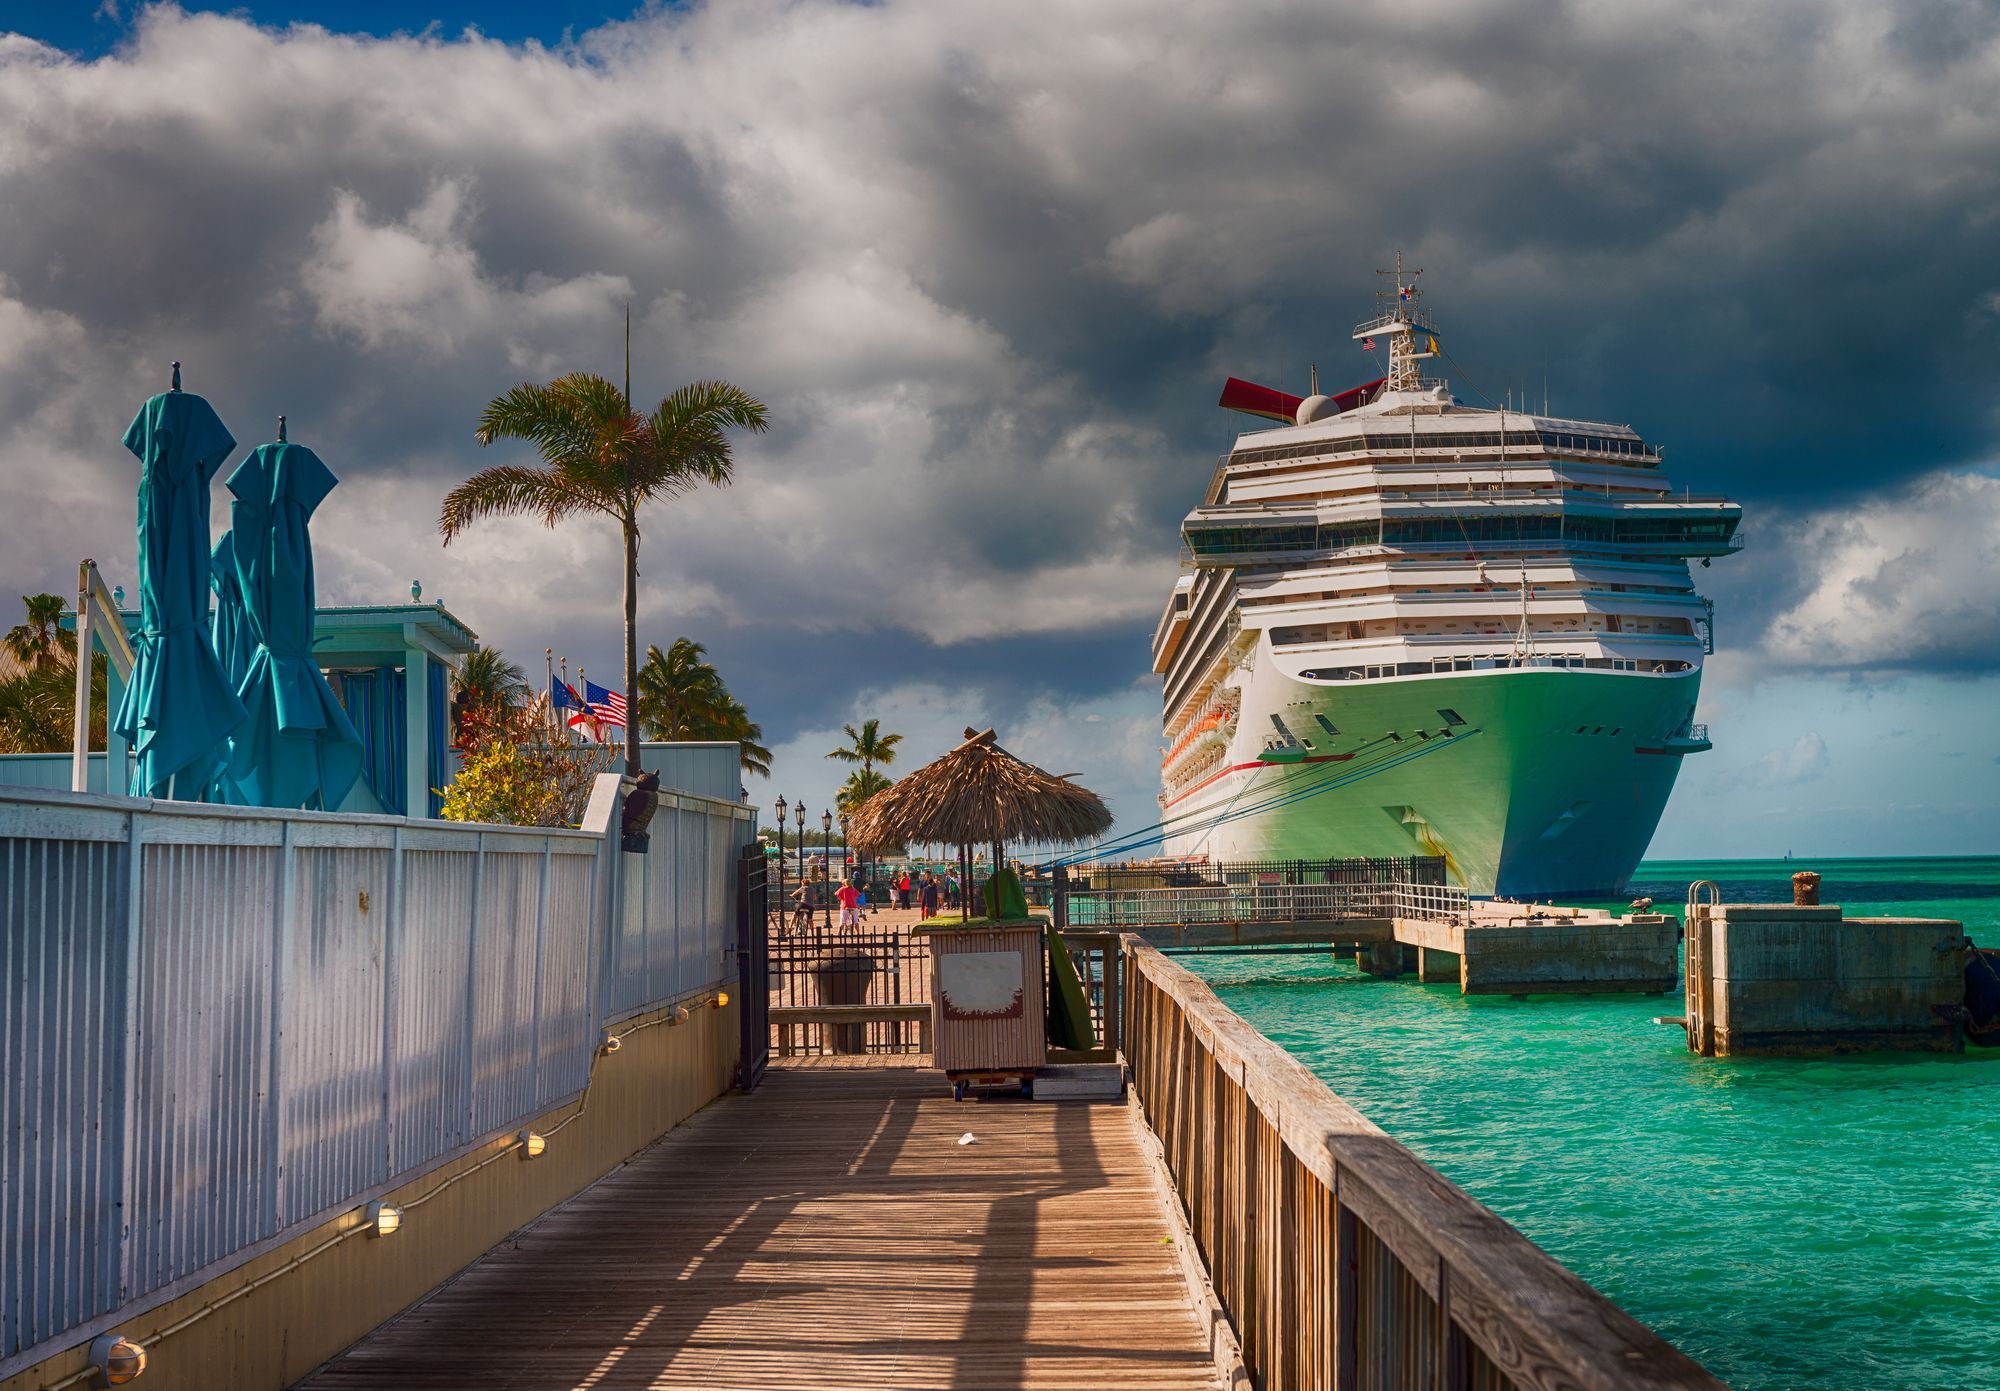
(2, 0, 1996, 858)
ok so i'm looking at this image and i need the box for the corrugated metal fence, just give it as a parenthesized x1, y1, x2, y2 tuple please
(0, 777, 753, 1373)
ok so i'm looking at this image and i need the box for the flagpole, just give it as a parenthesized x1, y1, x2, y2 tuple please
(545, 648, 555, 739)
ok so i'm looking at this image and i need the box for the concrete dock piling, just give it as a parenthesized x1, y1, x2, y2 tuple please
(1684, 885, 1971, 1055)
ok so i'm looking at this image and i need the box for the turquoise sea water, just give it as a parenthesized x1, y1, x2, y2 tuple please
(1192, 856, 2000, 1391)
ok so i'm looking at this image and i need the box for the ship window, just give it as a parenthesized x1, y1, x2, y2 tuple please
(1437, 708, 1465, 726)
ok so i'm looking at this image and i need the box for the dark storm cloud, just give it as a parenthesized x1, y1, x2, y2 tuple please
(1, 0, 1998, 748)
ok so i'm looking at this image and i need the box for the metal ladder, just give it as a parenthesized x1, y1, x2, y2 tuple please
(1684, 880, 1720, 1055)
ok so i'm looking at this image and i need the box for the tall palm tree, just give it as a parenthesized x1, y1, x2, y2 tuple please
(5, 593, 71, 670)
(441, 372, 767, 777)
(826, 717, 903, 786)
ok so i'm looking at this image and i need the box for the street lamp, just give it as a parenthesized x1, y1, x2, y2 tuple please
(839, 812, 851, 890)
(794, 799, 807, 925)
(821, 809, 834, 930)
(774, 794, 788, 937)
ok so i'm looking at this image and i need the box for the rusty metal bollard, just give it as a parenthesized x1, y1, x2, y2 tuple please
(1791, 871, 1821, 906)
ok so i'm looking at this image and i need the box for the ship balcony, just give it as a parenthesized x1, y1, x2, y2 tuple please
(1247, 589, 1708, 625)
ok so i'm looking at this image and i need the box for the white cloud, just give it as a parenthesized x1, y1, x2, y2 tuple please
(1762, 470, 2000, 672)
(303, 182, 631, 363)
(2, 0, 2000, 793)
(1746, 730, 1829, 787)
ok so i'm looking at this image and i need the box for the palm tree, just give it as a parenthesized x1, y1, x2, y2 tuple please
(714, 694, 772, 778)
(836, 766, 891, 813)
(634, 639, 771, 775)
(5, 593, 71, 670)
(826, 717, 903, 786)
(455, 646, 527, 710)
(441, 372, 768, 777)
(636, 638, 728, 740)
(0, 591, 104, 753)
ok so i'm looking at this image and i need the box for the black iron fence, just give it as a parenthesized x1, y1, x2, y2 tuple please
(767, 924, 933, 1056)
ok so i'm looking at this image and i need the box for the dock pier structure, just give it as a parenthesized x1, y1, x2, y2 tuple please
(6, 799, 1723, 1391)
(1057, 858, 1681, 994)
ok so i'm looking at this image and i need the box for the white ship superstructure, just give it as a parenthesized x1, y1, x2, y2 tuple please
(1154, 261, 1740, 896)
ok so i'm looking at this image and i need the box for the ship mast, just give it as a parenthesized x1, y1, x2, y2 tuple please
(1353, 251, 1440, 395)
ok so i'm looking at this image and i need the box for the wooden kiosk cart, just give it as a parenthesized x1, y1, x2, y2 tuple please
(919, 919, 1047, 1099)
(846, 726, 1114, 1101)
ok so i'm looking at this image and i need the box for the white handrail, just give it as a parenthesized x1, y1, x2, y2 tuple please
(72, 559, 138, 792)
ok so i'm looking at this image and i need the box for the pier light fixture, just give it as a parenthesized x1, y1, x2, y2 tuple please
(774, 796, 788, 939)
(821, 810, 834, 929)
(716, 990, 731, 1007)
(674, 1005, 691, 1023)
(366, 1200, 403, 1238)
(88, 1334, 147, 1385)
(600, 1029, 622, 1055)
(517, 1129, 546, 1159)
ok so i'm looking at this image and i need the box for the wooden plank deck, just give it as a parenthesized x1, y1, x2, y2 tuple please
(298, 1062, 1223, 1390)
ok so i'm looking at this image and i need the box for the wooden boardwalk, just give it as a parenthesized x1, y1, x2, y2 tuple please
(299, 1062, 1223, 1390)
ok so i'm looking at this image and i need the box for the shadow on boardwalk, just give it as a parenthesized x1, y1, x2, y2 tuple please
(298, 1063, 1221, 1390)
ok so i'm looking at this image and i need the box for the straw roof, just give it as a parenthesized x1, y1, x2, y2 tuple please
(847, 727, 1113, 851)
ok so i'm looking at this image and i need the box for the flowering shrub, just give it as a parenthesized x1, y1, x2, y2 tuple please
(439, 726, 612, 827)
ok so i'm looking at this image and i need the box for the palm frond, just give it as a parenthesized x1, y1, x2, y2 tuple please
(636, 380, 769, 496)
(439, 465, 605, 542)
(475, 374, 630, 462)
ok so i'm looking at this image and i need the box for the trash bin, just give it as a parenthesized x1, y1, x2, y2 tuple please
(920, 920, 1046, 1099)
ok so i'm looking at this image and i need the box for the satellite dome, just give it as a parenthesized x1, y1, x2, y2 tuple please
(1295, 394, 1335, 424)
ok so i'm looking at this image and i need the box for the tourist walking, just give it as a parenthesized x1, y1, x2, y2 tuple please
(836, 877, 861, 929)
(919, 873, 940, 919)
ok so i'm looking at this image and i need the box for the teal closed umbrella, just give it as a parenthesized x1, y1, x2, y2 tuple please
(112, 369, 248, 799)
(211, 529, 253, 693)
(221, 424, 363, 810)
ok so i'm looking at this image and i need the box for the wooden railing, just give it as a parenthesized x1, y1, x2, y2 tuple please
(1122, 939, 1724, 1391)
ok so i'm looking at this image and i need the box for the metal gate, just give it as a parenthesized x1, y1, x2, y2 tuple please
(736, 842, 771, 1089)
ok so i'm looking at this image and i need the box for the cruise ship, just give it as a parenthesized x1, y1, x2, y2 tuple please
(1153, 262, 1740, 897)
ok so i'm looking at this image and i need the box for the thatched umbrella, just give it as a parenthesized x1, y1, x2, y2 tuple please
(848, 727, 1112, 909)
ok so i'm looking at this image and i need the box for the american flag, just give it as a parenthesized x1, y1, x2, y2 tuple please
(585, 679, 628, 730)
(1360, 337, 1376, 352)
